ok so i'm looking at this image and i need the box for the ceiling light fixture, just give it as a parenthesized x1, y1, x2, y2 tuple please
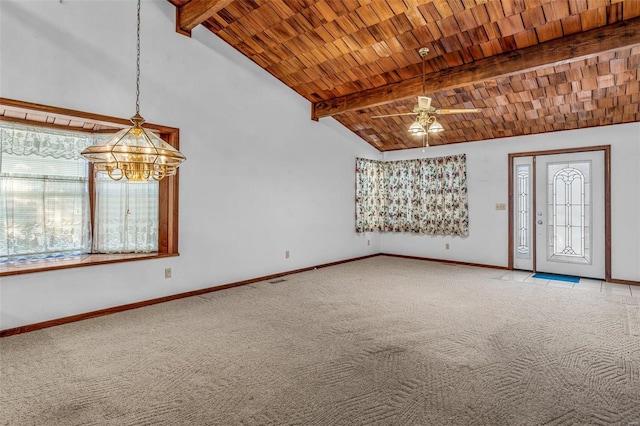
(81, 0, 186, 182)
(408, 121, 426, 136)
(409, 47, 445, 137)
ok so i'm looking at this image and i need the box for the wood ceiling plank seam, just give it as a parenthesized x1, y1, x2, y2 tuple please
(304, 28, 332, 48)
(580, 7, 608, 30)
(300, 8, 327, 28)
(521, 6, 548, 28)
(235, 14, 265, 38)
(221, 20, 253, 43)
(371, 41, 393, 58)
(623, 0, 640, 20)
(334, 14, 362, 34)
(607, 1, 624, 22)
(389, 13, 416, 36)
(561, 13, 584, 34)
(470, 3, 491, 25)
(386, 0, 410, 15)
(417, 3, 442, 23)
(465, 44, 485, 61)
(312, 26, 338, 44)
(340, 34, 364, 52)
(267, 0, 296, 20)
(442, 51, 466, 67)
(542, 0, 571, 21)
(535, 20, 565, 42)
(597, 74, 616, 89)
(479, 38, 503, 57)
(465, 25, 490, 44)
(311, 1, 339, 23)
(253, 3, 282, 29)
(370, 1, 396, 21)
(511, 79, 525, 92)
(354, 4, 379, 27)
(556, 83, 572, 95)
(352, 26, 378, 46)
(437, 14, 463, 37)
(513, 27, 540, 48)
(384, 36, 406, 55)
(395, 32, 421, 52)
(597, 50, 618, 62)
(454, 8, 480, 31)
(438, 34, 463, 53)
(457, 46, 476, 63)
(567, 0, 588, 15)
(202, 16, 225, 32)
(615, 70, 635, 85)
(503, 0, 528, 17)
(596, 60, 611, 74)
(497, 14, 526, 37)
(482, 20, 503, 39)
(433, 0, 456, 18)
(289, 12, 315, 34)
(498, 34, 519, 51)
(404, 6, 428, 28)
(484, 0, 507, 21)
(226, 0, 259, 18)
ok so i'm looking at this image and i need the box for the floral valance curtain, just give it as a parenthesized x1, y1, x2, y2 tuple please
(356, 155, 468, 236)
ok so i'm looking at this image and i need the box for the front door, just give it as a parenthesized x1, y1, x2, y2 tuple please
(512, 150, 606, 279)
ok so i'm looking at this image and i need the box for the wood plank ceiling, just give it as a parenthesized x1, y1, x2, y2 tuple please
(169, 0, 640, 151)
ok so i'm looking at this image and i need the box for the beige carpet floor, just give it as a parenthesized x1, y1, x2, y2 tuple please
(1, 256, 640, 425)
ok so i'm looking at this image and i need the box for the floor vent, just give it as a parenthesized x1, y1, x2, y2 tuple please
(269, 278, 287, 284)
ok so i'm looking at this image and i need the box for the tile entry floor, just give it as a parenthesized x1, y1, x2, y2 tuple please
(500, 270, 637, 297)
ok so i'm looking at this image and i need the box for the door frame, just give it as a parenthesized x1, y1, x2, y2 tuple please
(507, 145, 611, 281)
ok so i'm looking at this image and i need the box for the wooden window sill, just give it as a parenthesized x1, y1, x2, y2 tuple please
(0, 252, 179, 277)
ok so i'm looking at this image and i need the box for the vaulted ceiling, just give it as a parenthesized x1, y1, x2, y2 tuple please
(168, 0, 640, 151)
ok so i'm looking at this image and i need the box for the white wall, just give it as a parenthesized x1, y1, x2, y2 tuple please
(0, 0, 381, 330)
(381, 123, 640, 281)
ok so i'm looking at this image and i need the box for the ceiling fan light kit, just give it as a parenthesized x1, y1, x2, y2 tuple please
(372, 47, 480, 147)
(408, 121, 426, 136)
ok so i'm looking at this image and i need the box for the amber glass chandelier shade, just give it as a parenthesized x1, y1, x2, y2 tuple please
(81, 114, 185, 182)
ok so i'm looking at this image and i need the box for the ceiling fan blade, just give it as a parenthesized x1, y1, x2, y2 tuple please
(371, 112, 417, 118)
(434, 108, 481, 114)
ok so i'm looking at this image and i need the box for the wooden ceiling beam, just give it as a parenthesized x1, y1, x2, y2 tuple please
(176, 0, 234, 37)
(311, 17, 640, 120)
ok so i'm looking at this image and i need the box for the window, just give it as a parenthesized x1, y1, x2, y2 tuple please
(0, 122, 93, 262)
(547, 161, 591, 264)
(355, 155, 469, 236)
(0, 98, 180, 276)
(515, 164, 531, 259)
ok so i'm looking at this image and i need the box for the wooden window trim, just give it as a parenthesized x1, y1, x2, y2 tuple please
(0, 97, 181, 277)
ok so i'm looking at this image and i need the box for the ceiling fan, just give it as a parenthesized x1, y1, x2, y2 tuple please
(372, 47, 480, 142)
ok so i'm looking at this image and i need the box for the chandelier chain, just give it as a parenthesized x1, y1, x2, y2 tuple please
(135, 0, 141, 115)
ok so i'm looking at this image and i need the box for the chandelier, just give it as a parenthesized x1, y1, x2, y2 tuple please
(81, 0, 186, 182)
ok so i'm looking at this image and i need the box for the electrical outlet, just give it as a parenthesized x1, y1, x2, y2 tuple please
(285, 250, 290, 259)
(367, 239, 371, 246)
(165, 268, 172, 278)
(445, 243, 450, 250)
(495, 203, 507, 210)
